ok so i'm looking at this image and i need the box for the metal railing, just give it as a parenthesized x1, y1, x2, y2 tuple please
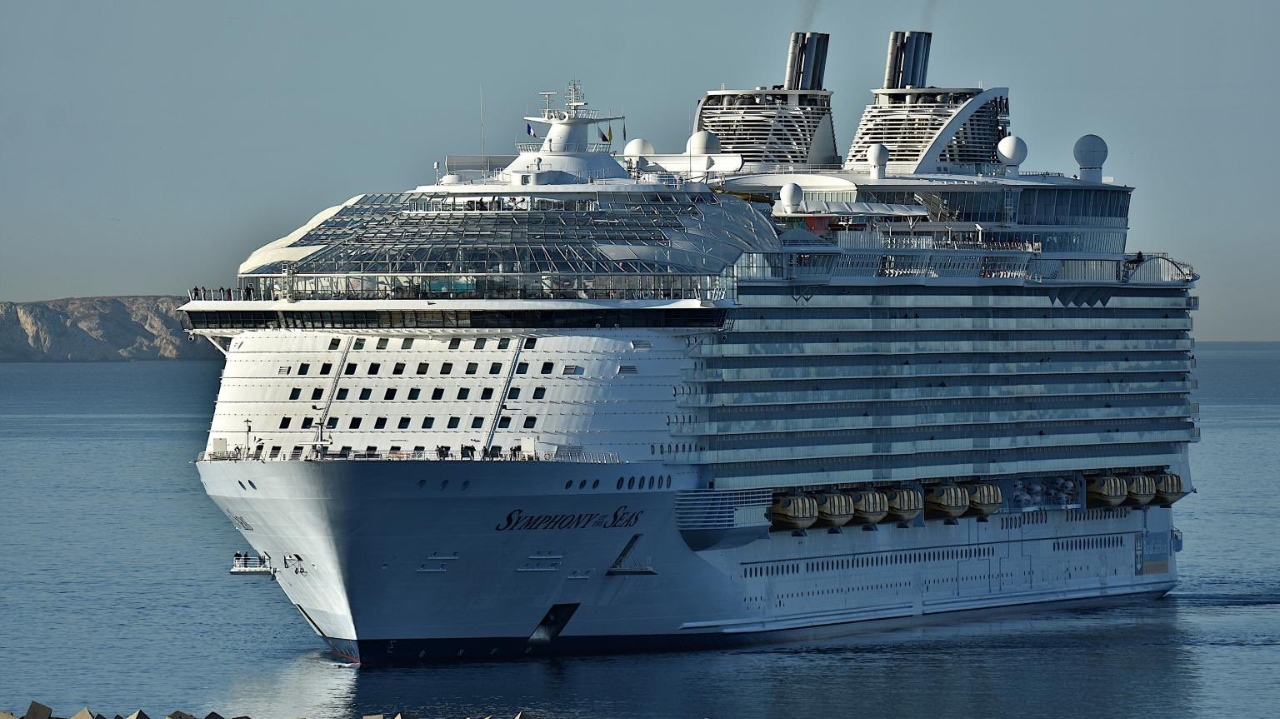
(197, 448, 621, 464)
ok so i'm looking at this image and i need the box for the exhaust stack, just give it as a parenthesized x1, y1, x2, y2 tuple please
(882, 30, 932, 89)
(783, 32, 831, 91)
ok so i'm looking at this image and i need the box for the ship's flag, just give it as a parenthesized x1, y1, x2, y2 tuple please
(599, 127, 609, 142)
(526, 123, 537, 138)
(622, 119, 627, 142)
(607, 124, 614, 142)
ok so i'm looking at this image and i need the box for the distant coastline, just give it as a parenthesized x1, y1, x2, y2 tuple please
(0, 296, 219, 361)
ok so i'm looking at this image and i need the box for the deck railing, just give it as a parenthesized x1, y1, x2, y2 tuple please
(197, 449, 621, 464)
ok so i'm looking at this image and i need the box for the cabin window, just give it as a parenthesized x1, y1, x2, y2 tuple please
(524, 338, 537, 349)
(368, 363, 381, 375)
(359, 388, 372, 400)
(279, 417, 292, 429)
(376, 338, 389, 350)
(392, 362, 405, 375)
(416, 362, 429, 375)
(348, 418, 362, 429)
(326, 417, 339, 429)
(498, 338, 511, 349)
(408, 388, 421, 400)
(457, 388, 470, 400)
(449, 338, 461, 350)
(328, 338, 341, 350)
(336, 388, 349, 400)
(498, 417, 511, 428)
(481, 388, 494, 400)
(516, 362, 529, 374)
(401, 338, 414, 350)
(289, 388, 301, 400)
(474, 338, 486, 349)
(489, 362, 502, 374)
(384, 389, 397, 400)
(431, 388, 444, 400)
(541, 362, 554, 374)
(465, 362, 478, 375)
(374, 417, 387, 429)
(422, 417, 435, 429)
(353, 339, 365, 350)
(507, 388, 521, 399)
(533, 387, 546, 399)
(344, 363, 356, 375)
(441, 362, 453, 375)
(319, 363, 332, 375)
(447, 417, 460, 429)
(471, 417, 484, 429)
(398, 417, 411, 429)
(298, 363, 310, 376)
(311, 388, 323, 401)
(301, 417, 314, 429)
(523, 417, 537, 429)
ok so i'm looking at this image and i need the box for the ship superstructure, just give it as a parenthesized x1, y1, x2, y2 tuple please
(185, 33, 1196, 664)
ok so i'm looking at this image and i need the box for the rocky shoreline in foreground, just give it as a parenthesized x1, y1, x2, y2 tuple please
(0, 296, 220, 362)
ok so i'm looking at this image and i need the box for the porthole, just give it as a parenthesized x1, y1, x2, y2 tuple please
(648, 476, 655, 489)
(592, 479, 599, 489)
(247, 480, 257, 490)
(578, 480, 586, 489)
(237, 481, 246, 490)
(565, 480, 573, 490)
(628, 477, 635, 489)
(617, 477, 624, 490)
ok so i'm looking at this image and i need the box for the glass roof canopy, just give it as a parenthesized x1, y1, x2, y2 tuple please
(243, 189, 780, 280)
(233, 187, 781, 302)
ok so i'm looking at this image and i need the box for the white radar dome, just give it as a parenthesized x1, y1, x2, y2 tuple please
(780, 182, 803, 214)
(438, 174, 462, 185)
(623, 138, 655, 158)
(686, 130, 721, 154)
(997, 135, 1028, 166)
(1073, 134, 1108, 168)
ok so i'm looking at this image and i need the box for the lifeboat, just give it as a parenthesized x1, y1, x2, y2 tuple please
(967, 483, 1003, 515)
(848, 490, 889, 524)
(1123, 474, 1156, 506)
(1154, 473, 1189, 505)
(1086, 475, 1127, 507)
(815, 493, 853, 526)
(771, 495, 818, 530)
(924, 485, 968, 518)
(886, 488, 923, 522)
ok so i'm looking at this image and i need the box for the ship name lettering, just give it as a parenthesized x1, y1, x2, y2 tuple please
(495, 506, 643, 531)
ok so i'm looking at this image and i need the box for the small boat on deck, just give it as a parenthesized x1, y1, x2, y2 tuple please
(815, 493, 854, 526)
(771, 495, 818, 530)
(1124, 474, 1156, 506)
(1086, 475, 1127, 507)
(967, 483, 1003, 515)
(886, 488, 924, 522)
(925, 485, 969, 518)
(1154, 473, 1189, 505)
(849, 490, 889, 524)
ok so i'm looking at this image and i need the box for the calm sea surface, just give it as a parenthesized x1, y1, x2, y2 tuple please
(1, 343, 1278, 719)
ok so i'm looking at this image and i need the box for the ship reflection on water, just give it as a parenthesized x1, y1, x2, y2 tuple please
(217, 602, 1200, 719)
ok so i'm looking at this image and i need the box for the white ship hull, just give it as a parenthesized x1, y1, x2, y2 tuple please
(199, 457, 1179, 663)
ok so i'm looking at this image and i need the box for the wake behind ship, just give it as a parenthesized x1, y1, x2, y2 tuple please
(183, 30, 1197, 664)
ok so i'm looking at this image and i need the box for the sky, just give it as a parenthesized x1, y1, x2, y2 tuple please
(1, 0, 1277, 340)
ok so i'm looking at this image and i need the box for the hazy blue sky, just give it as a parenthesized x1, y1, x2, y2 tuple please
(1, 0, 1276, 339)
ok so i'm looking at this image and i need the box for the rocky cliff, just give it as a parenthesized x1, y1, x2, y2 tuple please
(0, 296, 221, 361)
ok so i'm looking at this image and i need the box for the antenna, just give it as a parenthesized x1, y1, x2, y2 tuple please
(539, 91, 556, 119)
(480, 84, 486, 156)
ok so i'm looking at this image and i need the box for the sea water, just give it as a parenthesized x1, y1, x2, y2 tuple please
(1, 343, 1277, 719)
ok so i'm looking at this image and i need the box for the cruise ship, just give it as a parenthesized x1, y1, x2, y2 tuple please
(183, 30, 1198, 664)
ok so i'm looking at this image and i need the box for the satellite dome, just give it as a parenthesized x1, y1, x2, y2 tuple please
(439, 174, 462, 185)
(686, 130, 721, 154)
(866, 143, 889, 166)
(623, 138, 655, 158)
(997, 135, 1028, 166)
(780, 182, 803, 214)
(1073, 134, 1108, 168)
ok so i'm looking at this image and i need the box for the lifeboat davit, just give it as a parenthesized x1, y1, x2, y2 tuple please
(967, 483, 1003, 515)
(848, 490, 889, 524)
(886, 488, 924, 522)
(815, 493, 853, 526)
(1154, 473, 1189, 505)
(1086, 475, 1127, 507)
(925, 485, 968, 518)
(1124, 474, 1156, 506)
(771, 495, 818, 530)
